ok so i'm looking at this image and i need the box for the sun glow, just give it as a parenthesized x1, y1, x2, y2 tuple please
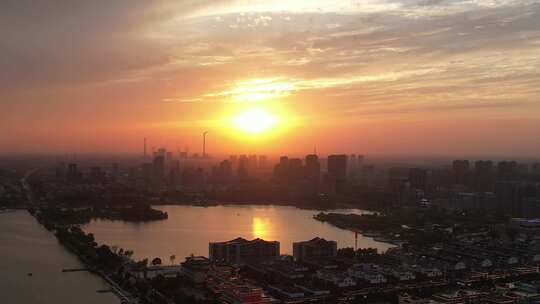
(232, 108, 279, 134)
(252, 217, 271, 239)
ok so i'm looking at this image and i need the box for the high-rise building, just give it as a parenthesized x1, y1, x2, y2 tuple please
(217, 159, 233, 183)
(495, 181, 540, 216)
(88, 166, 105, 184)
(142, 163, 153, 185)
(156, 148, 166, 158)
(111, 163, 119, 182)
(67, 163, 81, 183)
(293, 237, 337, 261)
(327, 154, 348, 193)
(209, 238, 280, 264)
(153, 155, 165, 185)
(328, 155, 347, 179)
(169, 160, 181, 186)
(409, 168, 427, 193)
(532, 163, 540, 174)
(55, 162, 67, 181)
(452, 160, 470, 185)
(248, 155, 258, 173)
(228, 155, 238, 173)
(474, 160, 494, 192)
(273, 156, 290, 184)
(388, 176, 411, 205)
(238, 155, 249, 180)
(288, 158, 303, 182)
(166, 151, 173, 171)
(497, 161, 518, 181)
(305, 154, 321, 185)
(259, 155, 268, 170)
(349, 154, 357, 174)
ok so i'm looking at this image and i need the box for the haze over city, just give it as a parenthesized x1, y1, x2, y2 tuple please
(2, 0, 540, 156)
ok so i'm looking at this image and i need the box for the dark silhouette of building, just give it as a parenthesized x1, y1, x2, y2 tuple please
(328, 155, 347, 179)
(273, 156, 290, 185)
(259, 155, 268, 169)
(111, 163, 119, 182)
(474, 160, 495, 192)
(88, 166, 105, 184)
(498, 161, 518, 181)
(495, 181, 540, 216)
(169, 160, 181, 186)
(213, 159, 233, 184)
(452, 160, 470, 185)
(142, 163, 153, 185)
(533, 163, 540, 174)
(67, 163, 82, 183)
(209, 237, 280, 265)
(238, 155, 249, 180)
(327, 154, 348, 193)
(293, 237, 337, 261)
(55, 162, 67, 181)
(388, 176, 410, 206)
(248, 155, 258, 172)
(409, 168, 427, 193)
(152, 155, 165, 186)
(305, 154, 321, 187)
(288, 158, 303, 182)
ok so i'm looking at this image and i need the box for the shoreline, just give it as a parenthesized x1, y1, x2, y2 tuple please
(150, 200, 377, 212)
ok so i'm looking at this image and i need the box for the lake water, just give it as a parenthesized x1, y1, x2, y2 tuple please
(0, 211, 118, 304)
(83, 205, 394, 262)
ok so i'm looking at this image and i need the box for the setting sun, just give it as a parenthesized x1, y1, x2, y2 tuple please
(232, 108, 279, 134)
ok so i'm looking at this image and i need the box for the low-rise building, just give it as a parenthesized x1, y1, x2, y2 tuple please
(295, 283, 330, 297)
(181, 256, 211, 284)
(432, 289, 486, 304)
(348, 264, 387, 284)
(315, 269, 356, 288)
(220, 284, 277, 304)
(267, 285, 305, 300)
(293, 237, 337, 261)
(131, 265, 183, 280)
(209, 237, 280, 265)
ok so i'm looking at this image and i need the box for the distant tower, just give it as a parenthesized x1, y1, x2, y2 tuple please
(202, 131, 208, 158)
(144, 138, 147, 160)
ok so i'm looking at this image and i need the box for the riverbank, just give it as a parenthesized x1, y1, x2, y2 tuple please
(0, 211, 119, 304)
(30, 208, 147, 303)
(151, 199, 373, 212)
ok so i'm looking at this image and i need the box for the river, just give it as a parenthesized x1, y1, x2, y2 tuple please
(0, 210, 118, 304)
(83, 205, 394, 262)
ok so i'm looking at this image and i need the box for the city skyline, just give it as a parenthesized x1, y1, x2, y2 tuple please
(1, 1, 540, 156)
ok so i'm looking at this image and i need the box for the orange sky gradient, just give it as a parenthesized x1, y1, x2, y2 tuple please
(1, 1, 539, 156)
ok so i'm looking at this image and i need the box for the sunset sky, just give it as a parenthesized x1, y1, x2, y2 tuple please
(1, 0, 539, 156)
